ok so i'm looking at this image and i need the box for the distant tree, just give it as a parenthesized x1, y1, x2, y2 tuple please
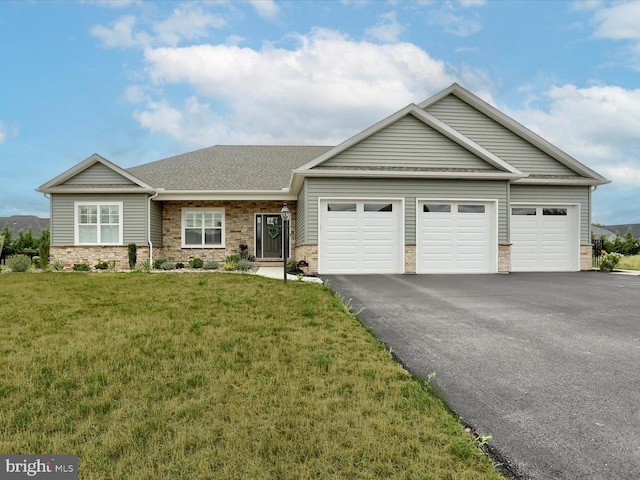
(1, 224, 14, 256)
(14, 227, 37, 253)
(621, 228, 640, 256)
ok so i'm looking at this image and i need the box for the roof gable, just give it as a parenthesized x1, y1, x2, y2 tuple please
(38, 154, 152, 193)
(420, 84, 609, 183)
(318, 115, 500, 171)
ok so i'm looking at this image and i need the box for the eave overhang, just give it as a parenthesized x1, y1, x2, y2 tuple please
(512, 177, 611, 186)
(153, 190, 296, 201)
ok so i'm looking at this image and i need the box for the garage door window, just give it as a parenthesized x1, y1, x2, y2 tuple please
(458, 205, 485, 213)
(543, 208, 567, 216)
(423, 204, 451, 213)
(364, 203, 393, 212)
(327, 203, 356, 212)
(512, 207, 536, 215)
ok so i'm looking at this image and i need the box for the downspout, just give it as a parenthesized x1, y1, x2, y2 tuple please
(148, 190, 160, 267)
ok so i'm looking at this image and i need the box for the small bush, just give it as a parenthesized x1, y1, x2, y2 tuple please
(189, 258, 204, 269)
(236, 259, 252, 271)
(223, 261, 238, 271)
(160, 262, 177, 270)
(94, 261, 109, 270)
(7, 255, 31, 272)
(176, 262, 185, 269)
(600, 252, 623, 272)
(135, 260, 151, 273)
(203, 261, 219, 270)
(51, 260, 64, 271)
(32, 256, 41, 269)
(108, 261, 116, 272)
(226, 254, 241, 263)
(128, 243, 137, 269)
(153, 258, 167, 270)
(73, 263, 90, 272)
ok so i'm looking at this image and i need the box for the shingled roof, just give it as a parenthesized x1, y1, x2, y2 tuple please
(127, 145, 333, 191)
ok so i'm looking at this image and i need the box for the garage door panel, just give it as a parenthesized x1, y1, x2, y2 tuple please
(511, 206, 578, 272)
(319, 200, 402, 274)
(418, 201, 495, 274)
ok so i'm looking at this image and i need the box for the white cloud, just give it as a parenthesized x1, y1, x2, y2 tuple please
(365, 11, 404, 43)
(507, 84, 640, 188)
(134, 28, 468, 146)
(428, 4, 483, 37)
(247, 0, 279, 19)
(592, 1, 640, 40)
(91, 6, 225, 49)
(0, 121, 18, 144)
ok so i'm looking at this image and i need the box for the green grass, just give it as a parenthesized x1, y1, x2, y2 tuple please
(617, 254, 640, 270)
(0, 273, 504, 479)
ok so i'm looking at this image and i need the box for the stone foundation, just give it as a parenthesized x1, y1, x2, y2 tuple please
(294, 244, 318, 274)
(50, 245, 150, 270)
(404, 244, 416, 274)
(498, 243, 511, 274)
(580, 244, 593, 271)
(158, 200, 296, 263)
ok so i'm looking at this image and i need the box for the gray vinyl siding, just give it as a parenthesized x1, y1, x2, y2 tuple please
(295, 181, 308, 245)
(51, 193, 149, 246)
(321, 115, 495, 170)
(150, 200, 163, 247)
(63, 163, 137, 185)
(510, 185, 590, 244)
(426, 96, 578, 176)
(306, 177, 509, 244)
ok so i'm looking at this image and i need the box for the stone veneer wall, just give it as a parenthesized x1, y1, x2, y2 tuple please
(50, 246, 150, 270)
(404, 244, 416, 274)
(158, 200, 296, 263)
(498, 243, 511, 274)
(580, 244, 593, 271)
(294, 244, 318, 274)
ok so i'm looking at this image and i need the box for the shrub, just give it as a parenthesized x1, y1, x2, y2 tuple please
(203, 261, 219, 270)
(135, 260, 151, 273)
(128, 243, 137, 269)
(108, 261, 116, 272)
(73, 263, 90, 272)
(32, 256, 41, 269)
(160, 261, 177, 270)
(38, 228, 50, 269)
(176, 262, 185, 269)
(153, 258, 167, 270)
(94, 261, 109, 270)
(189, 258, 204, 269)
(600, 252, 623, 272)
(223, 261, 238, 271)
(236, 259, 252, 271)
(51, 260, 64, 271)
(226, 254, 241, 263)
(7, 254, 32, 272)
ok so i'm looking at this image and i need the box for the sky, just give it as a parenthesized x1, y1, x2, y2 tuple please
(1, 0, 640, 225)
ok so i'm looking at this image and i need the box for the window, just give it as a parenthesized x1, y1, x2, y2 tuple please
(183, 209, 224, 248)
(458, 204, 485, 213)
(543, 208, 567, 216)
(327, 203, 356, 212)
(364, 203, 393, 212)
(75, 202, 122, 245)
(423, 204, 451, 213)
(512, 207, 536, 216)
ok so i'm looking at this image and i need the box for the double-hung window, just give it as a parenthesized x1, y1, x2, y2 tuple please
(75, 202, 123, 245)
(182, 209, 224, 248)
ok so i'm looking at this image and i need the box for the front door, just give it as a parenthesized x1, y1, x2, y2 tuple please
(256, 214, 283, 258)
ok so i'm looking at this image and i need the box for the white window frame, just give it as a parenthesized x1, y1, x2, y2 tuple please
(74, 201, 124, 246)
(181, 208, 225, 248)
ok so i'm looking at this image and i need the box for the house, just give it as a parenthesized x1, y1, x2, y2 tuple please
(37, 83, 609, 274)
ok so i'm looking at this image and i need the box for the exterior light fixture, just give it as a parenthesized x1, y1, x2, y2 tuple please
(280, 203, 291, 283)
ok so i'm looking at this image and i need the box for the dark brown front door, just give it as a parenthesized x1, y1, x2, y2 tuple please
(261, 214, 282, 258)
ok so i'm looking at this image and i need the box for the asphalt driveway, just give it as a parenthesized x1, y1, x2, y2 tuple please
(324, 272, 640, 480)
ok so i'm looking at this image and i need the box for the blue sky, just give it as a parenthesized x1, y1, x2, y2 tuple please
(1, 0, 640, 224)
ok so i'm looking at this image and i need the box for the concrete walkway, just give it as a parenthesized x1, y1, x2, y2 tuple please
(254, 266, 323, 283)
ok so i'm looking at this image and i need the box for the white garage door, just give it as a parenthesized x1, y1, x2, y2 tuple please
(319, 199, 403, 274)
(417, 201, 496, 274)
(511, 206, 578, 272)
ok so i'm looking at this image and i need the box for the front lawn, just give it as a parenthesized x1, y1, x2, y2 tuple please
(0, 273, 504, 479)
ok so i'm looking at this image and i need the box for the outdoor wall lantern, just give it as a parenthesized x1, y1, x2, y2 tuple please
(280, 203, 291, 283)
